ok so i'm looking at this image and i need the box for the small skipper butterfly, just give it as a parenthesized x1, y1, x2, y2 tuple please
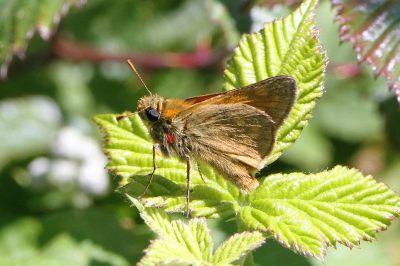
(118, 60, 297, 217)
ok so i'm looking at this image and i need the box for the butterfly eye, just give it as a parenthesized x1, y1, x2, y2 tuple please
(145, 108, 160, 122)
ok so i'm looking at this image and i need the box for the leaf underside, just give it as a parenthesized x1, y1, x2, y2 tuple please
(0, 0, 84, 78)
(332, 0, 400, 103)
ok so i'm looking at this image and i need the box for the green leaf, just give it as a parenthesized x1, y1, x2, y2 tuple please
(239, 166, 400, 259)
(224, 0, 327, 165)
(212, 231, 264, 265)
(280, 124, 332, 172)
(0, 0, 84, 78)
(137, 0, 239, 51)
(0, 96, 61, 170)
(313, 77, 383, 142)
(332, 0, 400, 104)
(0, 218, 130, 266)
(128, 198, 264, 266)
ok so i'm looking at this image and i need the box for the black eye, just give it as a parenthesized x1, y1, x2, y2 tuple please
(145, 108, 160, 122)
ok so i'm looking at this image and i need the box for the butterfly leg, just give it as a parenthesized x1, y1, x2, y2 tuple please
(139, 144, 159, 198)
(195, 161, 207, 184)
(185, 155, 192, 218)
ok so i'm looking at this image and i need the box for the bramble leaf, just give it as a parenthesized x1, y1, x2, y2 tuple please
(128, 197, 264, 266)
(239, 166, 400, 259)
(0, 0, 84, 78)
(332, 0, 400, 104)
(212, 231, 265, 264)
(224, 0, 327, 165)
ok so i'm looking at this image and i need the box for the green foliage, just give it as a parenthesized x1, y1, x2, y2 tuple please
(0, 96, 61, 170)
(0, 218, 130, 266)
(0, 0, 83, 77)
(94, 0, 400, 261)
(95, 109, 400, 258)
(1, 0, 400, 265)
(128, 197, 264, 266)
(240, 166, 400, 259)
(314, 77, 384, 142)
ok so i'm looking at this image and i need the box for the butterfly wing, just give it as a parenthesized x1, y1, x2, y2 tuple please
(182, 75, 297, 128)
(165, 76, 296, 191)
(173, 103, 276, 191)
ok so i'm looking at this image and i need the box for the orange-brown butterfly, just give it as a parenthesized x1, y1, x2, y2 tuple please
(119, 60, 297, 217)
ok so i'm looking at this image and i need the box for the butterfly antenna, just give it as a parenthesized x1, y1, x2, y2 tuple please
(116, 112, 135, 121)
(127, 59, 152, 95)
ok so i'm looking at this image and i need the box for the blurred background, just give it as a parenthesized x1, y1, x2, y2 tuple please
(0, 0, 399, 265)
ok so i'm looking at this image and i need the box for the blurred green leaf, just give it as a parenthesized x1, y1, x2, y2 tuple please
(332, 0, 400, 104)
(0, 96, 61, 170)
(314, 77, 384, 142)
(280, 124, 333, 171)
(64, 0, 238, 53)
(239, 166, 400, 259)
(137, 0, 239, 51)
(224, 0, 327, 165)
(0, 217, 130, 266)
(0, 0, 84, 78)
(128, 197, 264, 266)
(40, 208, 151, 263)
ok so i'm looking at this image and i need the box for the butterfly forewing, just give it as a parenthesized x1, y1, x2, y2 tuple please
(181, 76, 296, 128)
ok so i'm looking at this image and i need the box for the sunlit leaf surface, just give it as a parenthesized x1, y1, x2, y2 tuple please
(128, 198, 264, 266)
(240, 166, 400, 259)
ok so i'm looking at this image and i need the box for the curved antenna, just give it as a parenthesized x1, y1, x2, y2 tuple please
(126, 59, 152, 95)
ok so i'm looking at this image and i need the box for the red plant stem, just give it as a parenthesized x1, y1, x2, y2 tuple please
(53, 38, 228, 69)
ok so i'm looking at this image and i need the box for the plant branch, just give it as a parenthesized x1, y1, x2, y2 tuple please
(53, 37, 228, 69)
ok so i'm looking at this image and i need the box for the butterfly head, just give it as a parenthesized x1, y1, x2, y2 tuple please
(137, 94, 164, 123)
